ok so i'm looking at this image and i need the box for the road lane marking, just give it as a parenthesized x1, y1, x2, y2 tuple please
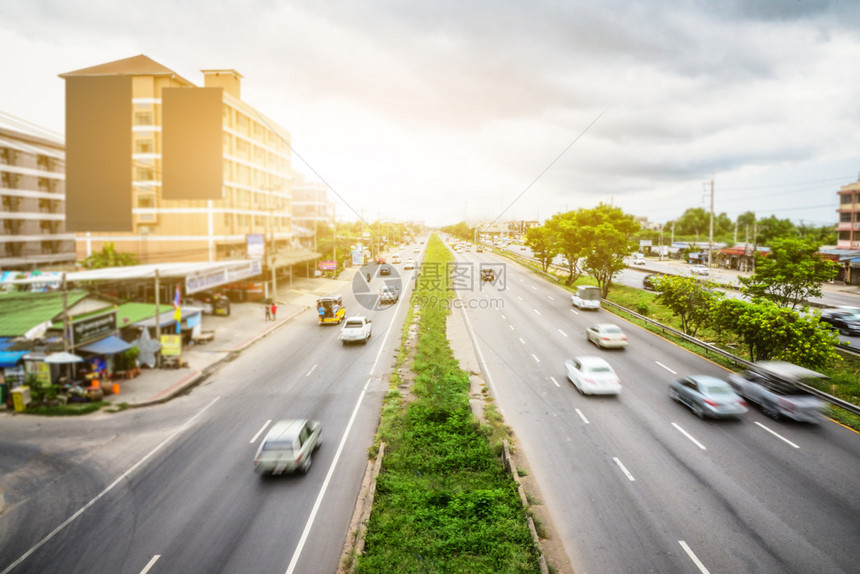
(613, 457, 635, 481)
(140, 555, 161, 574)
(305, 364, 318, 377)
(558, 329, 568, 337)
(754, 422, 800, 448)
(533, 309, 542, 316)
(671, 423, 707, 450)
(656, 361, 677, 374)
(549, 376, 560, 387)
(517, 296, 524, 301)
(1, 397, 221, 574)
(547, 295, 555, 301)
(509, 324, 515, 330)
(532, 285, 537, 290)
(289, 279, 406, 574)
(531, 354, 540, 363)
(575, 408, 589, 424)
(501, 314, 506, 320)
(569, 308, 578, 315)
(519, 337, 526, 344)
(250, 420, 272, 444)
(679, 541, 711, 574)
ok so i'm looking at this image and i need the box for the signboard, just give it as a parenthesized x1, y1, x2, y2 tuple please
(31, 362, 51, 386)
(71, 310, 117, 347)
(160, 335, 182, 356)
(247, 233, 265, 260)
(185, 260, 262, 295)
(352, 250, 364, 266)
(319, 260, 337, 271)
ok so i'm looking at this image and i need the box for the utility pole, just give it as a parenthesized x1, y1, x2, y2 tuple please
(155, 268, 161, 368)
(61, 272, 69, 353)
(703, 179, 714, 268)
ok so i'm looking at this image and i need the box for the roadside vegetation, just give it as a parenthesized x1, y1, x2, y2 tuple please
(356, 235, 541, 574)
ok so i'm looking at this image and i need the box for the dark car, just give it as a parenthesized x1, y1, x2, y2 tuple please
(819, 310, 860, 336)
(379, 265, 392, 276)
(643, 274, 662, 291)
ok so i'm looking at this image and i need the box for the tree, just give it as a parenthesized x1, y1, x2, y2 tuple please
(524, 226, 557, 272)
(80, 242, 139, 269)
(739, 238, 839, 310)
(653, 275, 722, 337)
(754, 215, 797, 245)
(578, 204, 639, 297)
(710, 298, 840, 368)
(545, 211, 587, 285)
(440, 221, 474, 242)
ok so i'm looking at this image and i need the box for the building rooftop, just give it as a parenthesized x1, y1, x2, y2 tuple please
(59, 54, 194, 86)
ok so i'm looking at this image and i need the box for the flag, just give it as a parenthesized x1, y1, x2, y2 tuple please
(173, 285, 182, 334)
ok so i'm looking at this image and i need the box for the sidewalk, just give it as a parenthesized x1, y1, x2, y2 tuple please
(103, 270, 357, 408)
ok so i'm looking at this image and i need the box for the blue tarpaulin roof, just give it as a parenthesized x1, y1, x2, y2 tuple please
(77, 335, 133, 355)
(0, 350, 27, 368)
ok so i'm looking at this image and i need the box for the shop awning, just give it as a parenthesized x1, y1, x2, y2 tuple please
(0, 351, 27, 368)
(78, 335, 133, 355)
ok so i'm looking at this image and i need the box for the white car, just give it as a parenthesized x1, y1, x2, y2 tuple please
(564, 356, 622, 395)
(254, 419, 321, 475)
(392, 255, 401, 264)
(586, 324, 628, 349)
(404, 257, 415, 270)
(690, 264, 709, 276)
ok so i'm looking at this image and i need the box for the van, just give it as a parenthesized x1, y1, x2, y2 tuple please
(571, 285, 601, 310)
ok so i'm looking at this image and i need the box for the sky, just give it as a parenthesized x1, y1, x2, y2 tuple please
(2, 0, 859, 229)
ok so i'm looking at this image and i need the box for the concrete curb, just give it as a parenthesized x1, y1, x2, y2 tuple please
(338, 443, 386, 574)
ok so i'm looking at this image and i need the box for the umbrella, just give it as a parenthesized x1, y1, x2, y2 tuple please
(44, 352, 85, 364)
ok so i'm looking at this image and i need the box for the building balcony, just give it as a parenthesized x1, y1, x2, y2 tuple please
(837, 222, 860, 230)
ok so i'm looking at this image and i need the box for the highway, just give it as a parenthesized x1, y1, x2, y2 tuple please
(0, 248, 423, 574)
(453, 244, 860, 573)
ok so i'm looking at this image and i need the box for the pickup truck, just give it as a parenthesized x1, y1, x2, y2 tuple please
(340, 316, 372, 344)
(726, 361, 826, 423)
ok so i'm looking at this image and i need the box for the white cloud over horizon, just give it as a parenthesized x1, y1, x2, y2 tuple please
(1, 0, 858, 228)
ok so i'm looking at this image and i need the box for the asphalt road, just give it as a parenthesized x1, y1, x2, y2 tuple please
(0, 245, 425, 574)
(453, 245, 860, 574)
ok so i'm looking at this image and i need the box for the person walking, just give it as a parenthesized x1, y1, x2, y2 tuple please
(265, 303, 272, 321)
(271, 302, 278, 320)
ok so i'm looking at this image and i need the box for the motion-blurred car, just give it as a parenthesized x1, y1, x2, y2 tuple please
(642, 274, 661, 291)
(586, 324, 628, 349)
(391, 255, 401, 264)
(404, 257, 415, 270)
(379, 286, 399, 304)
(690, 264, 709, 276)
(669, 375, 747, 419)
(254, 419, 322, 475)
(819, 310, 860, 336)
(727, 361, 825, 423)
(379, 265, 391, 276)
(564, 356, 622, 395)
(413, 248, 420, 253)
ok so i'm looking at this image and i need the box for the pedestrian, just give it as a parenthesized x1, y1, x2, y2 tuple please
(271, 302, 278, 320)
(265, 303, 272, 321)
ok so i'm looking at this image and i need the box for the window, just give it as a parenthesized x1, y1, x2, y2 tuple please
(135, 139, 154, 154)
(135, 166, 154, 181)
(137, 194, 155, 208)
(37, 155, 54, 172)
(38, 199, 55, 213)
(0, 148, 18, 165)
(2, 172, 21, 189)
(5, 243, 22, 257)
(134, 111, 153, 125)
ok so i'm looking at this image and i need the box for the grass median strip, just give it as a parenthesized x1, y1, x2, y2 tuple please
(355, 235, 542, 574)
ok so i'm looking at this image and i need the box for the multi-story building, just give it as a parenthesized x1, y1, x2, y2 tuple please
(0, 111, 75, 270)
(59, 55, 297, 266)
(291, 173, 333, 249)
(837, 176, 860, 249)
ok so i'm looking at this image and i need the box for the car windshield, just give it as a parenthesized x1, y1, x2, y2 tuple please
(586, 365, 612, 374)
(262, 440, 295, 451)
(345, 320, 363, 327)
(603, 326, 622, 334)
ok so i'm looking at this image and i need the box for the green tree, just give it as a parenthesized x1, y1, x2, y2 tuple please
(545, 211, 587, 285)
(578, 204, 639, 297)
(80, 242, 139, 269)
(739, 238, 839, 310)
(755, 215, 798, 245)
(524, 225, 558, 272)
(653, 275, 722, 337)
(710, 298, 840, 368)
(440, 221, 474, 242)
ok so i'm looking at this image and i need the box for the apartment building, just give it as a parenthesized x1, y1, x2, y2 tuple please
(291, 173, 334, 249)
(0, 112, 75, 270)
(837, 176, 860, 249)
(59, 54, 298, 266)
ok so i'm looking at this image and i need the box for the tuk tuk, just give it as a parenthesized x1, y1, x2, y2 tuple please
(317, 296, 345, 325)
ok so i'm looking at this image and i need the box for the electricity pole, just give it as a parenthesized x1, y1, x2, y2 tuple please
(703, 179, 714, 268)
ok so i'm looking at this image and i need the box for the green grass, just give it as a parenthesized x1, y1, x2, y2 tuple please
(356, 235, 541, 574)
(22, 401, 108, 416)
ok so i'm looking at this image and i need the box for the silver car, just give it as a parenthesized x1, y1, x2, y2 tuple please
(254, 419, 322, 475)
(586, 324, 628, 349)
(669, 375, 747, 419)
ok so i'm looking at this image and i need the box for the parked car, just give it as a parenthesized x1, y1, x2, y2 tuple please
(690, 264, 709, 276)
(564, 356, 622, 395)
(727, 361, 826, 423)
(586, 324, 628, 349)
(669, 375, 748, 419)
(819, 310, 860, 336)
(254, 419, 322, 475)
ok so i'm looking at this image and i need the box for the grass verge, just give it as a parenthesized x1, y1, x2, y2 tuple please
(356, 235, 542, 574)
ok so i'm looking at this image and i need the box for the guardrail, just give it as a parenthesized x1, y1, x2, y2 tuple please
(601, 299, 860, 417)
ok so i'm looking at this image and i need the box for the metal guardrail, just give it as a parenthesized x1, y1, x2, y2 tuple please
(601, 299, 860, 417)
